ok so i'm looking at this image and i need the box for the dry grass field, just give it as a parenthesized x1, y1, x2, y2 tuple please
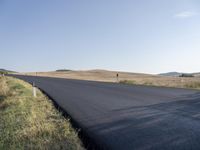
(18, 70, 200, 89)
(0, 76, 84, 150)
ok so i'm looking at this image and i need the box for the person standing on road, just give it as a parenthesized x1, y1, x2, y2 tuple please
(116, 73, 119, 83)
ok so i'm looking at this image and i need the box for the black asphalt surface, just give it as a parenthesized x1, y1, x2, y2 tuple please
(10, 75, 200, 150)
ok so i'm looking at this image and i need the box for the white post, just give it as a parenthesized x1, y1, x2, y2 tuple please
(32, 82, 37, 98)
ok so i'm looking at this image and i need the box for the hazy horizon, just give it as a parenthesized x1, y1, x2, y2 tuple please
(1, 0, 200, 74)
(1, 68, 199, 76)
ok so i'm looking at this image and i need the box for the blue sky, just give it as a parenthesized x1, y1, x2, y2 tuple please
(0, 0, 200, 74)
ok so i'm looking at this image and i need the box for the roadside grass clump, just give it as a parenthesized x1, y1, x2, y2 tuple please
(0, 77, 9, 97)
(185, 82, 200, 89)
(120, 80, 153, 86)
(0, 77, 84, 150)
(119, 79, 200, 90)
(119, 80, 136, 85)
(143, 81, 153, 86)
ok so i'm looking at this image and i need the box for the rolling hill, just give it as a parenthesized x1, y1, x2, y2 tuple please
(159, 72, 183, 77)
(0, 69, 16, 74)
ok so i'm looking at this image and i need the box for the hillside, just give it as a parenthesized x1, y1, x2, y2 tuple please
(192, 72, 200, 77)
(160, 71, 200, 77)
(0, 69, 16, 74)
(20, 70, 155, 82)
(19, 69, 200, 89)
(159, 72, 182, 77)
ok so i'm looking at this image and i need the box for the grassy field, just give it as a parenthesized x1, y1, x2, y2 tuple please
(19, 70, 200, 89)
(120, 76, 200, 89)
(0, 76, 84, 150)
(18, 70, 152, 82)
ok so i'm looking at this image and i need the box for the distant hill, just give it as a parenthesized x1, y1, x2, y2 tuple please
(159, 72, 200, 77)
(192, 72, 200, 77)
(56, 69, 72, 72)
(0, 69, 16, 74)
(159, 72, 183, 77)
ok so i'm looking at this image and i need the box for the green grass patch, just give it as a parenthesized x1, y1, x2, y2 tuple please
(120, 79, 200, 90)
(119, 80, 136, 85)
(120, 80, 154, 86)
(0, 77, 84, 150)
(185, 82, 200, 89)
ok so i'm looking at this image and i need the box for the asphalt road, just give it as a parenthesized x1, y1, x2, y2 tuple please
(10, 75, 200, 150)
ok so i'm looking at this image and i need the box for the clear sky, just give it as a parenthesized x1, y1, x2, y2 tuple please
(0, 0, 200, 74)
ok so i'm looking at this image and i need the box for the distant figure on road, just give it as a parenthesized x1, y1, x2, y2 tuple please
(116, 73, 119, 83)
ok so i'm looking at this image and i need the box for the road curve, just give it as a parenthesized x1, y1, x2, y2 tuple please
(10, 75, 200, 150)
